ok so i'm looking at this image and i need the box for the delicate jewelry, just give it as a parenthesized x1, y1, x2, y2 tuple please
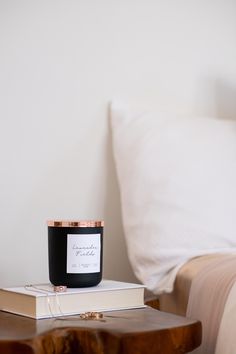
(53, 285, 67, 293)
(55, 311, 105, 323)
(25, 284, 67, 294)
(24, 285, 104, 321)
(79, 312, 103, 320)
(24, 284, 67, 318)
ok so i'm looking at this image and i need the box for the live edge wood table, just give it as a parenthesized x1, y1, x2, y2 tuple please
(0, 307, 201, 354)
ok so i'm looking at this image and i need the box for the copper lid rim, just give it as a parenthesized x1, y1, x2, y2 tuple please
(47, 220, 104, 228)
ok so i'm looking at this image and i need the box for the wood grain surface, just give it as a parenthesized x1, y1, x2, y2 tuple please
(0, 307, 201, 354)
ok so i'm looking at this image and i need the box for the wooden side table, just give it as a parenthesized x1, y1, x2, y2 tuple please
(0, 307, 201, 354)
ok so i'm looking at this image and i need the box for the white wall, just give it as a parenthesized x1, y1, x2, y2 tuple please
(0, 0, 236, 287)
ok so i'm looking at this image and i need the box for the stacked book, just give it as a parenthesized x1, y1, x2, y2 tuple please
(0, 279, 145, 319)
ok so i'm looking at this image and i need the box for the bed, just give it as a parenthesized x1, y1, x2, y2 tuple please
(160, 253, 236, 354)
(110, 100, 236, 354)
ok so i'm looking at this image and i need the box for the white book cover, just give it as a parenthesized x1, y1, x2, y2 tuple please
(0, 279, 146, 319)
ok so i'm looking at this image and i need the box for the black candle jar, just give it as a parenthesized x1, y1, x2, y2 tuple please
(48, 220, 104, 288)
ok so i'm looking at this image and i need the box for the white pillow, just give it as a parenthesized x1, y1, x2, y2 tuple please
(110, 101, 236, 295)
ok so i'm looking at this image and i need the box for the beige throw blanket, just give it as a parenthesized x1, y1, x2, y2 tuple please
(186, 254, 236, 354)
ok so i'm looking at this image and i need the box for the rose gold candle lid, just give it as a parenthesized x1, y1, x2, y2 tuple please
(47, 220, 104, 227)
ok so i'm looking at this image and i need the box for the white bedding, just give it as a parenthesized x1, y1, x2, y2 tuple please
(110, 101, 236, 351)
(110, 101, 236, 295)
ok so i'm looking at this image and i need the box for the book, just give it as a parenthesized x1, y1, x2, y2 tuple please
(0, 279, 145, 319)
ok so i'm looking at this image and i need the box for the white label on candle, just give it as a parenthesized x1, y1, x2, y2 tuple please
(67, 234, 101, 274)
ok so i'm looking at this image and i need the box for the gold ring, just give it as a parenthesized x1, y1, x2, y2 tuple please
(53, 285, 67, 292)
(80, 312, 103, 320)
